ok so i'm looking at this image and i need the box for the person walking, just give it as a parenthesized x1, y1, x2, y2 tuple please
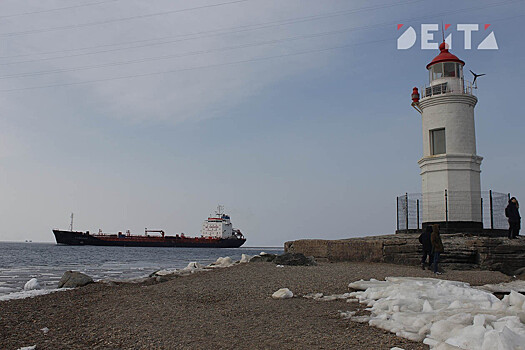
(505, 197, 521, 239)
(419, 225, 433, 270)
(431, 224, 444, 275)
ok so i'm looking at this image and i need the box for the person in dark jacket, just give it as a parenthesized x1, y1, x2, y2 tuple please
(505, 197, 521, 239)
(419, 225, 433, 270)
(431, 224, 444, 275)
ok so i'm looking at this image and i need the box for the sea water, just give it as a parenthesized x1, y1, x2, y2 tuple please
(0, 242, 283, 297)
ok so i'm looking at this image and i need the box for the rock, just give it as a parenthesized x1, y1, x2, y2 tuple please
(250, 254, 277, 263)
(272, 288, 293, 299)
(155, 276, 170, 283)
(24, 278, 41, 291)
(513, 267, 525, 277)
(285, 234, 525, 275)
(273, 252, 317, 266)
(58, 271, 94, 288)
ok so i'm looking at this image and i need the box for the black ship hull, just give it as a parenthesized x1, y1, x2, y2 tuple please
(53, 230, 246, 248)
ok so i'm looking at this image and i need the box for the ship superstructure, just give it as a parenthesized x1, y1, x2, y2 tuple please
(201, 205, 237, 239)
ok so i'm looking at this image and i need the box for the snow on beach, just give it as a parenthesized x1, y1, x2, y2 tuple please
(0, 254, 253, 301)
(347, 277, 525, 349)
(154, 254, 253, 276)
(0, 287, 68, 301)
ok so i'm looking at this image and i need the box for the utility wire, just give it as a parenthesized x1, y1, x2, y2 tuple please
(0, 0, 425, 60)
(0, 25, 424, 79)
(0, 4, 522, 80)
(0, 0, 253, 38)
(0, 37, 394, 93)
(0, 4, 521, 90)
(0, 0, 519, 67)
(0, 0, 121, 19)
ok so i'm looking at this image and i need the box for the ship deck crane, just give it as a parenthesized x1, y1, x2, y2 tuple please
(145, 228, 165, 238)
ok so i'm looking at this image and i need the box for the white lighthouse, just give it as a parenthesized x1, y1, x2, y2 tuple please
(412, 42, 483, 232)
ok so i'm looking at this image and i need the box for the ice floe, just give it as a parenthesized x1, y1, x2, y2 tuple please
(23, 278, 41, 291)
(272, 288, 293, 299)
(0, 288, 68, 301)
(303, 292, 353, 301)
(183, 262, 205, 271)
(208, 256, 234, 268)
(240, 254, 252, 263)
(347, 277, 525, 349)
(477, 280, 525, 294)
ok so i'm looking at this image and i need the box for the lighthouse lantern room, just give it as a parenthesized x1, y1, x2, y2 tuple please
(412, 42, 483, 232)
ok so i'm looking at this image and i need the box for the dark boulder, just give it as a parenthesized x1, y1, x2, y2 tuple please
(58, 271, 94, 288)
(250, 254, 277, 263)
(274, 252, 317, 266)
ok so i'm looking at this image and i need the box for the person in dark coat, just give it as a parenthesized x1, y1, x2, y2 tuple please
(419, 225, 433, 270)
(431, 224, 444, 275)
(505, 197, 521, 239)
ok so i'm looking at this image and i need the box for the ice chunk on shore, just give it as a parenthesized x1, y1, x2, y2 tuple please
(272, 288, 293, 299)
(477, 280, 525, 294)
(347, 277, 525, 349)
(154, 269, 178, 276)
(24, 278, 41, 291)
(17, 346, 36, 350)
(339, 310, 356, 319)
(208, 257, 234, 268)
(183, 262, 204, 271)
(0, 288, 67, 301)
(240, 254, 252, 263)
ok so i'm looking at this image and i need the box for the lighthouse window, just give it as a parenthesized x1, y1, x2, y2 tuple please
(430, 128, 446, 155)
(444, 63, 456, 77)
(431, 63, 443, 80)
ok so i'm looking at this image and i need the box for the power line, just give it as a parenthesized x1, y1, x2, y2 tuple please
(0, 0, 519, 68)
(0, 37, 394, 93)
(0, 2, 521, 80)
(0, 0, 121, 19)
(0, 3, 521, 91)
(1, 8, 522, 93)
(0, 25, 420, 80)
(0, 0, 425, 61)
(0, 0, 253, 38)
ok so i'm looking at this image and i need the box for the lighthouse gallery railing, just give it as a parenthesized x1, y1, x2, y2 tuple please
(420, 79, 475, 98)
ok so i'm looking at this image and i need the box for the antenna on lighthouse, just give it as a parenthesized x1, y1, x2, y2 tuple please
(70, 213, 74, 231)
(441, 21, 445, 43)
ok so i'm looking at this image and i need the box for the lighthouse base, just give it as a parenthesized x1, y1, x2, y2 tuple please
(422, 221, 483, 234)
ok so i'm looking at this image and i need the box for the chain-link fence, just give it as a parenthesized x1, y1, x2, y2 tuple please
(396, 190, 510, 232)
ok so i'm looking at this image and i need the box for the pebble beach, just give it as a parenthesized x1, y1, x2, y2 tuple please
(0, 261, 512, 350)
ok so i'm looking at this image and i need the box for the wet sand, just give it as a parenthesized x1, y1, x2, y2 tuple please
(0, 262, 511, 350)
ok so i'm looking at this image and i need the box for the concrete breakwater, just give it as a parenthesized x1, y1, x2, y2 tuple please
(284, 234, 525, 275)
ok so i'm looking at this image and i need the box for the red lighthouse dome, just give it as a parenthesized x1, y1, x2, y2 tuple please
(426, 42, 465, 70)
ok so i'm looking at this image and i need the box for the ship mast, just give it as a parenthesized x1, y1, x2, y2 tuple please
(70, 213, 74, 231)
(216, 205, 224, 217)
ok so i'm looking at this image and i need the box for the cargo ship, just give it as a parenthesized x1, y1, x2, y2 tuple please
(53, 206, 246, 248)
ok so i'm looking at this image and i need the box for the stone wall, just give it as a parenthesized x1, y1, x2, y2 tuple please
(284, 234, 525, 275)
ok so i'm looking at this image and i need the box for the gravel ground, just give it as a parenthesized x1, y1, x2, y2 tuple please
(0, 261, 511, 350)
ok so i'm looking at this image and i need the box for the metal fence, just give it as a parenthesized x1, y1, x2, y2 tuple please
(396, 190, 510, 232)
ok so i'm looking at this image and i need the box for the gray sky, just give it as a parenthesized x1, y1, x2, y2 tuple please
(0, 0, 523, 246)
